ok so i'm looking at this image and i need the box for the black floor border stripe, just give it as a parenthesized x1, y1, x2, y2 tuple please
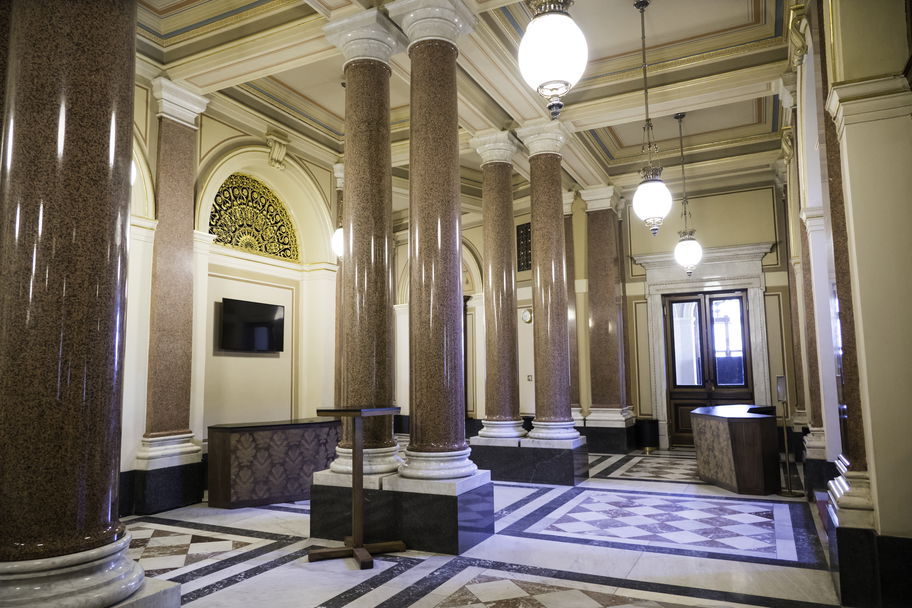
(181, 545, 315, 604)
(254, 505, 311, 515)
(167, 540, 297, 585)
(493, 487, 552, 521)
(377, 556, 837, 608)
(129, 516, 306, 541)
(317, 556, 424, 608)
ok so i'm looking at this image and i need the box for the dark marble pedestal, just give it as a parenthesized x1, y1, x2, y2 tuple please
(576, 425, 635, 454)
(803, 458, 839, 495)
(468, 438, 589, 485)
(309, 471, 495, 555)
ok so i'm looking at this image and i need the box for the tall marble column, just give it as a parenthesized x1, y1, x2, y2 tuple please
(0, 0, 146, 604)
(332, 162, 344, 409)
(324, 9, 405, 474)
(134, 77, 209, 512)
(470, 131, 524, 438)
(578, 187, 634, 448)
(388, 0, 478, 479)
(515, 121, 580, 441)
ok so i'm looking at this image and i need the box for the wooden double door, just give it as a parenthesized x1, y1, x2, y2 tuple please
(664, 291, 754, 446)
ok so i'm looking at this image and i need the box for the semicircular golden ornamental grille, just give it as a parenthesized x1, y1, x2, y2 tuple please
(209, 173, 300, 262)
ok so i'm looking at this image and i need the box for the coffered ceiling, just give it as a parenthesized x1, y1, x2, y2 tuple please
(137, 0, 789, 213)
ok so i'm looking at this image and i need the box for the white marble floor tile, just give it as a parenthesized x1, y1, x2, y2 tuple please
(623, 549, 840, 605)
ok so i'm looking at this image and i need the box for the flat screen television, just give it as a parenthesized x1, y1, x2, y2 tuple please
(219, 298, 285, 353)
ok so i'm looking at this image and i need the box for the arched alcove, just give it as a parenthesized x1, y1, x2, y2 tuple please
(196, 145, 333, 264)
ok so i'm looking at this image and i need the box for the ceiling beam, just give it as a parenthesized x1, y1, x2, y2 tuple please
(561, 61, 789, 132)
(165, 16, 335, 94)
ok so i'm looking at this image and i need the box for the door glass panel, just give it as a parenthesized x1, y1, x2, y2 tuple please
(711, 298, 745, 385)
(671, 301, 702, 386)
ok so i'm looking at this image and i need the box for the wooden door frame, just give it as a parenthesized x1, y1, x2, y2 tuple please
(634, 243, 774, 450)
(663, 290, 755, 445)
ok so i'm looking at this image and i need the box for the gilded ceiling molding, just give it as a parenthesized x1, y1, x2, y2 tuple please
(209, 173, 301, 262)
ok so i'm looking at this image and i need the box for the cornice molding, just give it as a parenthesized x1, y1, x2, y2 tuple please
(825, 75, 912, 139)
(634, 242, 773, 270)
(151, 77, 209, 129)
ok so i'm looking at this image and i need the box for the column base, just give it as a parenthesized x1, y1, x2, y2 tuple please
(477, 419, 526, 438)
(132, 432, 204, 515)
(329, 445, 402, 475)
(469, 440, 588, 485)
(527, 420, 580, 440)
(398, 448, 478, 479)
(571, 407, 636, 453)
(0, 535, 146, 608)
(309, 471, 495, 555)
(309, 473, 399, 546)
(383, 471, 494, 554)
(111, 577, 181, 607)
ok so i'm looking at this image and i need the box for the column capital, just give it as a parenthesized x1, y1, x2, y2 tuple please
(579, 185, 619, 212)
(323, 8, 407, 66)
(515, 120, 570, 157)
(470, 130, 519, 165)
(333, 162, 345, 190)
(151, 77, 209, 129)
(800, 206, 826, 233)
(562, 191, 576, 215)
(825, 75, 912, 139)
(387, 0, 475, 47)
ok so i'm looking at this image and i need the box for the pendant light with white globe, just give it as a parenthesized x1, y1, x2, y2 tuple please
(672, 112, 702, 276)
(518, 0, 588, 119)
(631, 0, 672, 236)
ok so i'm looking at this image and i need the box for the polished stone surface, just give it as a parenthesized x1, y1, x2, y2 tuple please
(309, 484, 399, 545)
(469, 445, 588, 486)
(587, 209, 627, 408)
(528, 154, 575, 431)
(120, 448, 841, 607)
(800, 229, 823, 428)
(480, 159, 521, 430)
(339, 58, 396, 452)
(822, 83, 865, 471)
(577, 425, 636, 453)
(407, 38, 467, 454)
(0, 0, 136, 562)
(147, 116, 196, 437)
(397, 482, 494, 554)
(135, 463, 205, 515)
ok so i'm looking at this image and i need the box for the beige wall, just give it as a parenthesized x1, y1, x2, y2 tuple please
(203, 269, 297, 438)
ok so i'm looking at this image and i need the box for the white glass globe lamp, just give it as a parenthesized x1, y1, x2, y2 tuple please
(674, 230, 703, 276)
(632, 168, 673, 236)
(518, 2, 588, 119)
(331, 226, 344, 258)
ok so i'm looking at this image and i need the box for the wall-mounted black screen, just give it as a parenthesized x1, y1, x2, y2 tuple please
(219, 298, 285, 353)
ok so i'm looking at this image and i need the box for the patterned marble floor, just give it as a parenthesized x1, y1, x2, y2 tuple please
(125, 449, 835, 607)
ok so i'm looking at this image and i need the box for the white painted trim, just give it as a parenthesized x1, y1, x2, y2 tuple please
(633, 243, 774, 449)
(151, 77, 209, 129)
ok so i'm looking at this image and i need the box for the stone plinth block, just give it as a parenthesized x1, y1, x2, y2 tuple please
(469, 443, 589, 486)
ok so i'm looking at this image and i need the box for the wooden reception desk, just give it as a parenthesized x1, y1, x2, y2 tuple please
(208, 417, 340, 508)
(690, 404, 779, 495)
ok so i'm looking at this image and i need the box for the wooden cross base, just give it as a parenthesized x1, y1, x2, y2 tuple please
(308, 540, 407, 570)
(308, 407, 405, 570)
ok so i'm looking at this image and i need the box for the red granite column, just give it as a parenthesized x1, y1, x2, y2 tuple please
(324, 10, 405, 474)
(333, 163, 344, 409)
(471, 132, 525, 438)
(389, 0, 478, 478)
(515, 122, 580, 441)
(0, 0, 144, 604)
